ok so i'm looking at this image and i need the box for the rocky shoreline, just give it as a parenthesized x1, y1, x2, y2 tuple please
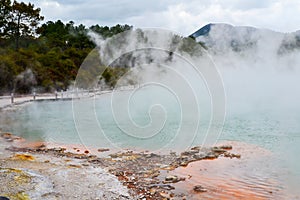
(0, 132, 241, 200)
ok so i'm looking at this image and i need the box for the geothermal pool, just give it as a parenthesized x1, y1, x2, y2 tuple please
(0, 88, 300, 198)
(1, 59, 300, 198)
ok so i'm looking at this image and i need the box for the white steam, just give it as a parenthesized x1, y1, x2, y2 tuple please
(74, 28, 225, 151)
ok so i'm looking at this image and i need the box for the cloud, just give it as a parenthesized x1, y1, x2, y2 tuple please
(216, 0, 276, 10)
(22, 0, 300, 35)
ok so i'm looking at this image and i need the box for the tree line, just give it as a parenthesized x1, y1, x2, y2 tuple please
(0, 0, 132, 94)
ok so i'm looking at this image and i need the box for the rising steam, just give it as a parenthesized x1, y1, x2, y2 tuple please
(73, 28, 225, 152)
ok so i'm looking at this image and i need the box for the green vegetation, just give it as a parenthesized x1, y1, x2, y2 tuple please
(0, 1, 206, 95)
(0, 0, 132, 94)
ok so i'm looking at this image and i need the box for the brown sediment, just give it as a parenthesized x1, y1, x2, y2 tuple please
(167, 160, 275, 200)
(2, 134, 241, 199)
(11, 154, 35, 161)
(45, 142, 112, 157)
(164, 141, 282, 200)
(0, 133, 286, 199)
(0, 132, 26, 143)
(98, 148, 110, 152)
(13, 141, 46, 149)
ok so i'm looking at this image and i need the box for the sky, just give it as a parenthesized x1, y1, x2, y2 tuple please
(22, 0, 300, 35)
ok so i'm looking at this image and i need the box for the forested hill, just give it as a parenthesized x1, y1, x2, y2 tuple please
(0, 0, 132, 94)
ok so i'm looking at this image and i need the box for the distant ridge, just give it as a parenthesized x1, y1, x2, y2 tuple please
(190, 23, 257, 38)
(190, 23, 212, 38)
(189, 23, 300, 53)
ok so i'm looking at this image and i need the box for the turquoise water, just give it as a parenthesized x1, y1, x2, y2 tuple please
(1, 88, 300, 197)
(4, 98, 299, 154)
(1, 88, 212, 150)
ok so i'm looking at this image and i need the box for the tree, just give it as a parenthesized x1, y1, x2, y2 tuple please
(6, 1, 44, 50)
(0, 0, 12, 37)
(90, 24, 132, 38)
(37, 20, 69, 48)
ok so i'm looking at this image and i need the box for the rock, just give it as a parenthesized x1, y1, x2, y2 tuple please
(164, 175, 185, 183)
(181, 151, 191, 156)
(193, 154, 204, 160)
(11, 154, 35, 161)
(231, 153, 241, 159)
(234, 154, 241, 158)
(97, 148, 109, 152)
(149, 188, 156, 195)
(11, 136, 23, 141)
(212, 147, 227, 153)
(35, 146, 48, 152)
(193, 185, 207, 192)
(190, 149, 200, 153)
(165, 175, 178, 182)
(160, 165, 176, 171)
(159, 164, 169, 169)
(143, 169, 160, 178)
(145, 153, 158, 158)
(1, 132, 24, 142)
(205, 153, 218, 159)
(219, 145, 233, 150)
(179, 155, 189, 160)
(179, 161, 189, 167)
(68, 164, 81, 168)
(148, 184, 175, 190)
(5, 146, 28, 152)
(1, 132, 12, 139)
(124, 154, 140, 160)
(223, 152, 241, 159)
(53, 147, 66, 152)
(191, 146, 201, 151)
(181, 149, 199, 156)
(159, 191, 170, 198)
(109, 153, 119, 158)
(115, 171, 124, 176)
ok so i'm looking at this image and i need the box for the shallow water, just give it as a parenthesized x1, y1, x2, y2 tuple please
(164, 141, 292, 199)
(0, 90, 300, 198)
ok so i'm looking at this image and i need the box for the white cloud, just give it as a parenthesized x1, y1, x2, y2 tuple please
(22, 0, 300, 35)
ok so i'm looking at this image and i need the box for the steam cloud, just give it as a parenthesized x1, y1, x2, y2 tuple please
(73, 25, 300, 156)
(73, 28, 225, 152)
(15, 68, 37, 94)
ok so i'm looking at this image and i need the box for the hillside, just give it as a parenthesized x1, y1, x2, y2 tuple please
(190, 23, 300, 54)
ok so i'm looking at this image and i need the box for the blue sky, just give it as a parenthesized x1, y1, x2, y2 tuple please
(23, 0, 300, 35)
